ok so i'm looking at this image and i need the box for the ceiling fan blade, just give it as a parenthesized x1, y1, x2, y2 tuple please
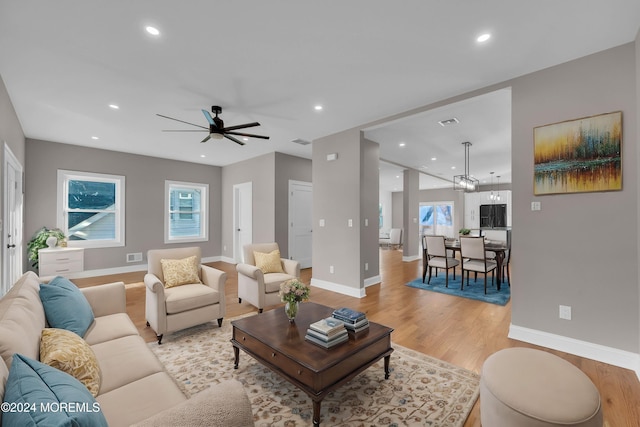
(201, 134, 211, 143)
(156, 114, 208, 130)
(224, 134, 245, 146)
(223, 122, 260, 132)
(201, 109, 217, 127)
(162, 130, 208, 132)
(225, 131, 270, 140)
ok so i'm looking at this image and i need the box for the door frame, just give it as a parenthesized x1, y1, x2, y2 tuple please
(288, 180, 312, 268)
(233, 182, 252, 263)
(3, 143, 24, 295)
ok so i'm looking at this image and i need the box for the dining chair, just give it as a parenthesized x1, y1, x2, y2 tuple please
(423, 235, 460, 287)
(460, 237, 497, 294)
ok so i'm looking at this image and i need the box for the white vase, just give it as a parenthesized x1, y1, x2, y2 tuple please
(46, 236, 58, 248)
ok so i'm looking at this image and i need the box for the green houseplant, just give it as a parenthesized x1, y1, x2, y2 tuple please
(27, 227, 66, 268)
(459, 228, 471, 236)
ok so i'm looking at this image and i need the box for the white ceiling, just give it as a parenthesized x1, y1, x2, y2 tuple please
(1, 1, 638, 192)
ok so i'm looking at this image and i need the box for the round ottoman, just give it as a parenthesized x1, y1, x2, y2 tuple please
(480, 348, 602, 427)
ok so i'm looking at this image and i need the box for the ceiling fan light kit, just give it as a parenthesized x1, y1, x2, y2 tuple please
(453, 141, 479, 192)
(157, 105, 270, 146)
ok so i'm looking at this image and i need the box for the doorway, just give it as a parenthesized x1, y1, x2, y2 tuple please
(233, 182, 252, 263)
(288, 180, 312, 268)
(3, 144, 23, 295)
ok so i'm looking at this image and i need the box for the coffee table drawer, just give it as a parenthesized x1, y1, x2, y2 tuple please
(235, 330, 315, 386)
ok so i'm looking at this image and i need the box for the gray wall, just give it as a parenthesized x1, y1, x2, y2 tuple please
(636, 28, 640, 359)
(274, 152, 312, 258)
(402, 169, 420, 259)
(221, 152, 276, 259)
(25, 139, 222, 271)
(361, 137, 380, 281)
(510, 43, 638, 352)
(313, 128, 377, 292)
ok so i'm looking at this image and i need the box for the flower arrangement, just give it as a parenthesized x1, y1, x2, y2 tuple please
(279, 279, 310, 304)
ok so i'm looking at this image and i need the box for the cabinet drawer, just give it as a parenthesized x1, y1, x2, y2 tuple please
(39, 260, 84, 276)
(39, 251, 83, 264)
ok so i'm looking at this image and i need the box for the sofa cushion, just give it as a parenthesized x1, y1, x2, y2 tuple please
(91, 335, 165, 394)
(83, 313, 140, 346)
(96, 372, 186, 427)
(0, 272, 47, 370)
(254, 249, 284, 274)
(264, 273, 297, 293)
(160, 256, 202, 288)
(40, 328, 102, 397)
(2, 353, 108, 427)
(39, 276, 94, 337)
(164, 284, 220, 314)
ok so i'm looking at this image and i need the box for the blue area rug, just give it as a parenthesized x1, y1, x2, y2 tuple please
(406, 273, 510, 306)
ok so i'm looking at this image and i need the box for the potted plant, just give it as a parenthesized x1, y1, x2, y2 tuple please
(459, 228, 471, 236)
(27, 227, 66, 268)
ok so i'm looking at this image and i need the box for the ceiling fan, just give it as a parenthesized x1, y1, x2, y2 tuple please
(157, 106, 269, 145)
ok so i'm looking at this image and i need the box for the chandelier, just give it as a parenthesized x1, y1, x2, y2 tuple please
(453, 141, 479, 192)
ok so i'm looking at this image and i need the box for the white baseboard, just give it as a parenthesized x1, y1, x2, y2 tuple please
(509, 324, 640, 381)
(219, 256, 236, 264)
(402, 255, 420, 262)
(310, 278, 366, 298)
(63, 256, 226, 280)
(364, 275, 381, 287)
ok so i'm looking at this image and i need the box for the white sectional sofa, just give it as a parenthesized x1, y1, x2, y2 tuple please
(0, 271, 254, 426)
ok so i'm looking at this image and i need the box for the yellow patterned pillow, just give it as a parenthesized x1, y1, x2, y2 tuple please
(254, 249, 284, 274)
(160, 255, 202, 288)
(40, 328, 102, 397)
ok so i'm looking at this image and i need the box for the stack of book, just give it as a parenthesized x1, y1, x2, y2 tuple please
(332, 307, 369, 333)
(305, 317, 348, 348)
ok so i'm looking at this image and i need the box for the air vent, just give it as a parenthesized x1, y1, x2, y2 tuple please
(438, 118, 459, 126)
(291, 138, 311, 145)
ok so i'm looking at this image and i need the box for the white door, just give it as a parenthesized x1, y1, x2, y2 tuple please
(288, 180, 312, 268)
(3, 145, 23, 295)
(233, 182, 252, 263)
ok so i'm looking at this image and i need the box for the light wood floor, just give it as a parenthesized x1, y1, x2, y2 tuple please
(74, 249, 639, 426)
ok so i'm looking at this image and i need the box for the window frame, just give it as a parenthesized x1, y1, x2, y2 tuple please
(164, 180, 209, 244)
(57, 170, 126, 248)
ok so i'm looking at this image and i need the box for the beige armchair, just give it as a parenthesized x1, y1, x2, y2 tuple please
(236, 243, 300, 313)
(145, 247, 226, 344)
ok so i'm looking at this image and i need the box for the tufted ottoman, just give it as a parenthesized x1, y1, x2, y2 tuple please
(480, 348, 602, 427)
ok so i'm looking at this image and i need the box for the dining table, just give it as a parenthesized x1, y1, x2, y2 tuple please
(444, 238, 509, 290)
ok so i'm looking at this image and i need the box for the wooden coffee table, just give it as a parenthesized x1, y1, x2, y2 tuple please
(231, 302, 394, 426)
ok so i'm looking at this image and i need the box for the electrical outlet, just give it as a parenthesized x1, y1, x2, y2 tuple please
(559, 305, 572, 320)
(348, 219, 353, 227)
(365, 262, 369, 271)
(531, 201, 541, 211)
(329, 265, 334, 274)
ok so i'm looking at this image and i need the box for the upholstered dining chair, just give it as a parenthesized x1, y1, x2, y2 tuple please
(460, 237, 497, 294)
(145, 247, 227, 344)
(236, 242, 300, 313)
(423, 235, 460, 287)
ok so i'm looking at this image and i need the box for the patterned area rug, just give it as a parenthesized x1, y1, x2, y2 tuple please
(406, 275, 511, 306)
(149, 316, 480, 427)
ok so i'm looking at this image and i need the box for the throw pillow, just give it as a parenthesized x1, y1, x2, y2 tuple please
(160, 255, 202, 288)
(39, 276, 95, 337)
(40, 328, 102, 397)
(254, 249, 284, 274)
(2, 353, 108, 427)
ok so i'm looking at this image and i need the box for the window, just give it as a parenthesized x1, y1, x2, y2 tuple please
(165, 180, 208, 243)
(57, 170, 125, 248)
(419, 202, 454, 238)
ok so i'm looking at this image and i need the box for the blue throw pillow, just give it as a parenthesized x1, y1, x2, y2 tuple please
(2, 354, 108, 427)
(39, 276, 94, 337)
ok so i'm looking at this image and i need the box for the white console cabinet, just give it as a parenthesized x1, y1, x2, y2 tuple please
(38, 247, 85, 277)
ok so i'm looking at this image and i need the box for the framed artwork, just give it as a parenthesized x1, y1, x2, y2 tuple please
(533, 111, 622, 195)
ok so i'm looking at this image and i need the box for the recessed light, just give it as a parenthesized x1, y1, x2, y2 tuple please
(314, 105, 323, 111)
(399, 142, 406, 147)
(451, 166, 456, 170)
(91, 136, 99, 140)
(431, 157, 437, 161)
(395, 175, 400, 179)
(109, 104, 119, 110)
(145, 26, 160, 36)
(243, 137, 249, 141)
(200, 154, 206, 158)
(477, 33, 491, 43)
